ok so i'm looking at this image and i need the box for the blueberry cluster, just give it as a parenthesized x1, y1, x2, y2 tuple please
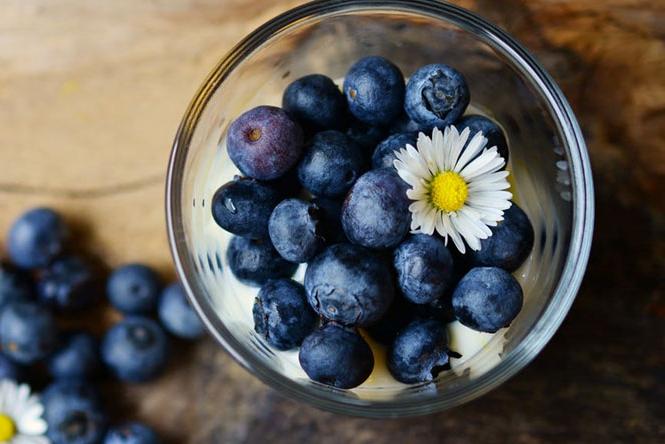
(1, 208, 206, 444)
(213, 56, 534, 388)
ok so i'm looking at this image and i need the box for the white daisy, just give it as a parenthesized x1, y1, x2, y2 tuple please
(0, 379, 48, 444)
(393, 126, 512, 253)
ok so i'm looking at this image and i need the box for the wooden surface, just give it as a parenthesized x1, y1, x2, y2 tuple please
(0, 0, 663, 442)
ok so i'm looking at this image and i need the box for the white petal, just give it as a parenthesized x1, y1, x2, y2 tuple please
(442, 213, 466, 254)
(420, 206, 437, 235)
(449, 126, 470, 167)
(455, 131, 487, 171)
(406, 187, 428, 200)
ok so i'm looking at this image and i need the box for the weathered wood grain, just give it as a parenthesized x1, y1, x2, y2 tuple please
(0, 1, 663, 442)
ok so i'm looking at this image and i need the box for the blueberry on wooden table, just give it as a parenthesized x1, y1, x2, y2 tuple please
(48, 332, 100, 381)
(158, 282, 205, 340)
(42, 381, 107, 444)
(37, 256, 98, 311)
(101, 316, 169, 383)
(106, 263, 162, 315)
(299, 323, 374, 389)
(104, 422, 159, 444)
(0, 261, 33, 308)
(0, 301, 58, 364)
(7, 207, 68, 269)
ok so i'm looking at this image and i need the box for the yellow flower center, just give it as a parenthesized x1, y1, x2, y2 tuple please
(0, 413, 16, 441)
(430, 171, 468, 212)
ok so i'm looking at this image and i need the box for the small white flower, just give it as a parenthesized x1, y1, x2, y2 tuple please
(0, 379, 49, 444)
(393, 126, 512, 253)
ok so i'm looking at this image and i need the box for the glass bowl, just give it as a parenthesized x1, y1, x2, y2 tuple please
(166, 0, 594, 417)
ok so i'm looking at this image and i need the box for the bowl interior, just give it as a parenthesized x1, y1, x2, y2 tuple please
(168, 4, 586, 415)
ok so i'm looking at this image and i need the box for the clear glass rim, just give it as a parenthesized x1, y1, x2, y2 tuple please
(166, 0, 594, 417)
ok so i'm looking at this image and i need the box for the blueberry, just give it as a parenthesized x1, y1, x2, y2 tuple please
(101, 317, 169, 382)
(346, 118, 388, 154)
(393, 234, 455, 304)
(7, 207, 67, 269)
(104, 422, 159, 444)
(365, 293, 414, 345)
(253, 279, 317, 350)
(227, 106, 304, 180)
(299, 323, 374, 389)
(42, 381, 107, 444)
(268, 199, 325, 263)
(107, 263, 161, 315)
(37, 256, 98, 311)
(311, 197, 346, 243)
(304, 244, 394, 326)
(0, 301, 57, 364)
(343, 56, 405, 126)
(0, 261, 33, 308)
(455, 114, 509, 163)
(413, 294, 456, 324)
(341, 168, 410, 249)
(388, 319, 451, 384)
(211, 177, 282, 239)
(264, 166, 302, 198)
(371, 132, 417, 169)
(158, 283, 205, 340)
(226, 236, 297, 286)
(0, 352, 21, 380)
(282, 74, 347, 131)
(48, 332, 100, 381)
(405, 64, 470, 130)
(452, 267, 523, 333)
(389, 112, 423, 134)
(468, 204, 534, 271)
(297, 130, 366, 198)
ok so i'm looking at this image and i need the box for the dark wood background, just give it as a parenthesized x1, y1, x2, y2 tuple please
(0, 0, 662, 442)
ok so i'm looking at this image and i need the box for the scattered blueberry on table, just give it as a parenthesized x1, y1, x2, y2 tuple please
(7, 207, 68, 269)
(104, 422, 159, 444)
(101, 316, 169, 383)
(106, 263, 162, 314)
(37, 255, 98, 311)
(48, 331, 100, 381)
(212, 55, 533, 389)
(42, 381, 108, 444)
(158, 282, 205, 340)
(0, 206, 205, 440)
(0, 301, 57, 364)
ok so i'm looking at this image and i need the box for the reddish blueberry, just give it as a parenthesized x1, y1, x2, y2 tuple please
(227, 106, 304, 180)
